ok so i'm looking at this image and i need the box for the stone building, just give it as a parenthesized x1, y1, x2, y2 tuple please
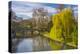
(32, 8, 50, 30)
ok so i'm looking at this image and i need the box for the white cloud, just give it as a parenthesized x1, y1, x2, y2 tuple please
(12, 2, 60, 19)
(12, 2, 78, 20)
(12, 7, 32, 13)
(73, 7, 78, 10)
(24, 3, 58, 14)
(16, 12, 33, 18)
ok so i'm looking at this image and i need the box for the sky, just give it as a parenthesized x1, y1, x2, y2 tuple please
(11, 1, 78, 19)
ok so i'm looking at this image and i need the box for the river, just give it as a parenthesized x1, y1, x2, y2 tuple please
(13, 36, 52, 53)
(12, 35, 75, 53)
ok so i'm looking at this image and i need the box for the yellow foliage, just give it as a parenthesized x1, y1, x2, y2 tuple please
(49, 8, 77, 48)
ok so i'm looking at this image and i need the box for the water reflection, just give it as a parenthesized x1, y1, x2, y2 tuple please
(15, 35, 74, 53)
(16, 36, 52, 52)
(16, 38, 33, 52)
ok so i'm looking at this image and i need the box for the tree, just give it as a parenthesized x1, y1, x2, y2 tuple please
(49, 8, 78, 49)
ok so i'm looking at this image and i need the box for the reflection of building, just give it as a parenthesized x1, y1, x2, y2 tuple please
(32, 8, 50, 29)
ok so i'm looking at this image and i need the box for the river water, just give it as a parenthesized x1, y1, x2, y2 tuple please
(16, 38, 33, 52)
(15, 36, 52, 53)
(12, 35, 74, 53)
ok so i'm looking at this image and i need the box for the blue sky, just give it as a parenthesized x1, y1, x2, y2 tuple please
(11, 1, 78, 19)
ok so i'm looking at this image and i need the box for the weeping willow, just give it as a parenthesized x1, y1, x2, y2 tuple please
(49, 8, 78, 50)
